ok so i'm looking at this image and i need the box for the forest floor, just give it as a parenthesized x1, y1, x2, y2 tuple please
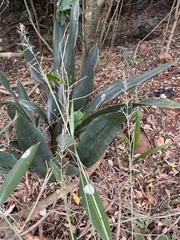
(0, 3, 180, 240)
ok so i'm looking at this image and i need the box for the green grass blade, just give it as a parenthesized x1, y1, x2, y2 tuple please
(133, 143, 170, 163)
(117, 131, 130, 144)
(133, 107, 141, 151)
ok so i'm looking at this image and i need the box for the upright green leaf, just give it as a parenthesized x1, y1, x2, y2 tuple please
(73, 46, 99, 111)
(47, 93, 60, 123)
(15, 115, 52, 178)
(17, 80, 29, 100)
(84, 61, 177, 114)
(77, 111, 129, 167)
(79, 173, 112, 240)
(65, 0, 79, 86)
(0, 143, 39, 205)
(53, 20, 65, 77)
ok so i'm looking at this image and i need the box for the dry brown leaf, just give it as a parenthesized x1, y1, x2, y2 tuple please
(159, 52, 173, 64)
(134, 133, 151, 154)
(140, 43, 148, 52)
(154, 136, 165, 147)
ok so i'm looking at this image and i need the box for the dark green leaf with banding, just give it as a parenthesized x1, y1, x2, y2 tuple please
(73, 46, 98, 111)
(65, 0, 79, 86)
(15, 115, 52, 178)
(77, 104, 126, 131)
(84, 61, 177, 114)
(77, 112, 127, 167)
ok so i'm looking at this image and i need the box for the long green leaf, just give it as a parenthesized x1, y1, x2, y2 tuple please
(79, 173, 112, 240)
(73, 46, 99, 111)
(53, 20, 65, 106)
(15, 115, 52, 178)
(19, 99, 47, 123)
(133, 98, 180, 108)
(65, 0, 79, 86)
(77, 112, 128, 167)
(3, 100, 34, 122)
(0, 143, 39, 205)
(47, 93, 60, 123)
(84, 61, 177, 114)
(53, 20, 65, 76)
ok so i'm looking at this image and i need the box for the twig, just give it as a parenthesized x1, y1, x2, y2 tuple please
(0, 52, 53, 61)
(23, 0, 53, 53)
(133, 10, 176, 60)
(165, 0, 180, 53)
(98, 0, 114, 50)
(29, 0, 42, 54)
(161, 0, 176, 52)
(0, 52, 24, 58)
(110, 0, 124, 53)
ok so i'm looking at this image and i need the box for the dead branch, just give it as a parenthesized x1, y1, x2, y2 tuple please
(0, 52, 24, 58)
(165, 0, 180, 53)
(0, 52, 53, 61)
(133, 10, 175, 60)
